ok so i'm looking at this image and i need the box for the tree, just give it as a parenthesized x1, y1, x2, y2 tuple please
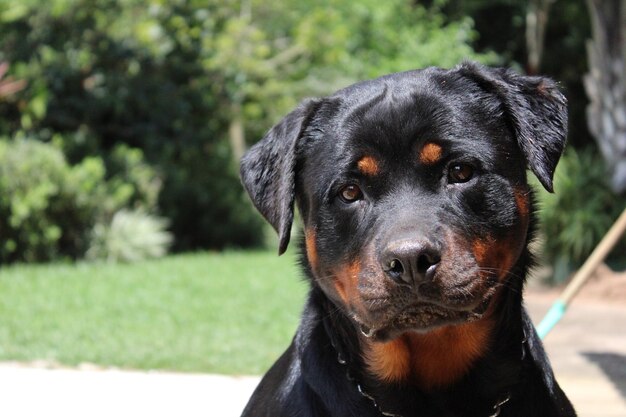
(440, 0, 594, 149)
(526, 0, 555, 74)
(0, 0, 493, 254)
(583, 0, 626, 193)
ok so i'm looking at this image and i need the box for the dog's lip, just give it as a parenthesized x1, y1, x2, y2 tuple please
(362, 295, 480, 313)
(366, 310, 483, 340)
(357, 297, 486, 340)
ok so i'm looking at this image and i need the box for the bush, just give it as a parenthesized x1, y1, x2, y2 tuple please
(0, 0, 491, 253)
(0, 136, 166, 263)
(86, 209, 172, 262)
(0, 137, 93, 262)
(536, 148, 626, 282)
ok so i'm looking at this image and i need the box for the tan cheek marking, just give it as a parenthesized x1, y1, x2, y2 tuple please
(472, 238, 491, 267)
(305, 228, 318, 272)
(334, 281, 347, 303)
(472, 188, 531, 281)
(357, 156, 380, 176)
(473, 236, 516, 280)
(514, 187, 530, 219)
(418, 142, 443, 165)
(333, 261, 361, 306)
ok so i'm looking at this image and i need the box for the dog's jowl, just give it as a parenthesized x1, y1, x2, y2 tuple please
(240, 62, 576, 417)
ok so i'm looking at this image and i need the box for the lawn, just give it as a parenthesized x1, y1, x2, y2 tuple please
(0, 250, 308, 375)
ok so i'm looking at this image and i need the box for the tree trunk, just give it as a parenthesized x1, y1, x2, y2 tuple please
(526, 0, 554, 74)
(583, 0, 626, 193)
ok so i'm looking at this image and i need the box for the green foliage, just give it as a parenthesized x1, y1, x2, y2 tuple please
(207, 0, 495, 137)
(0, 136, 163, 263)
(0, 0, 266, 252)
(0, 139, 91, 262)
(442, 0, 593, 149)
(536, 148, 626, 282)
(0, 0, 491, 255)
(105, 144, 162, 212)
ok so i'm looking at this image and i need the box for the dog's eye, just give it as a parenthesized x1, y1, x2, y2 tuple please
(448, 163, 474, 183)
(339, 184, 363, 203)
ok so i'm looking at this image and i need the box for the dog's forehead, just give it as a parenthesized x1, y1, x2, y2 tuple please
(303, 69, 508, 169)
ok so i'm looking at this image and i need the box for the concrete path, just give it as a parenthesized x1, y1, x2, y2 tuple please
(0, 292, 624, 416)
(525, 292, 626, 417)
(0, 364, 259, 417)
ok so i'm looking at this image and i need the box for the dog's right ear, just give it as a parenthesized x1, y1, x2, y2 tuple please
(457, 62, 567, 193)
(240, 99, 320, 255)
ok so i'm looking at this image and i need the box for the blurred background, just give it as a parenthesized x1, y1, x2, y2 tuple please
(0, 0, 624, 416)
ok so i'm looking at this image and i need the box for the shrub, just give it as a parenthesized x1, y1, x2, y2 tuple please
(105, 144, 161, 211)
(86, 209, 172, 262)
(536, 148, 626, 282)
(0, 0, 490, 253)
(0, 136, 166, 263)
(0, 137, 95, 262)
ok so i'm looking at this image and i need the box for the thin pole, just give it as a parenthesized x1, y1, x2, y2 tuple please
(537, 207, 626, 339)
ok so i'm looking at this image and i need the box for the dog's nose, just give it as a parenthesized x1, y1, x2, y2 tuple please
(381, 239, 440, 286)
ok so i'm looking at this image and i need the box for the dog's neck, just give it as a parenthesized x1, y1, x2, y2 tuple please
(312, 285, 527, 417)
(361, 318, 495, 389)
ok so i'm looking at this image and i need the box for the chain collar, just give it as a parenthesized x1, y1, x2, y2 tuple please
(332, 343, 404, 417)
(489, 394, 512, 417)
(328, 328, 528, 417)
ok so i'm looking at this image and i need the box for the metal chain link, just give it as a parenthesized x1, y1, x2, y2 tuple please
(328, 326, 529, 416)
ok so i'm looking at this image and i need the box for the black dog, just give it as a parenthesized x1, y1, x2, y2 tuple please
(240, 62, 576, 417)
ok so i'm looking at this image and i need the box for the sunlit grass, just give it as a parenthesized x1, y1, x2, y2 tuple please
(0, 250, 308, 375)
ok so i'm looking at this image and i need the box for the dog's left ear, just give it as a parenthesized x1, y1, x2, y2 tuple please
(240, 99, 320, 255)
(458, 62, 568, 192)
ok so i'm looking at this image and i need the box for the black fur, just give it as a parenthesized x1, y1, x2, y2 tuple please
(240, 62, 575, 417)
(241, 99, 322, 254)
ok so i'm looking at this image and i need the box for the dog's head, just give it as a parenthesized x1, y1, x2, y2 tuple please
(241, 62, 566, 341)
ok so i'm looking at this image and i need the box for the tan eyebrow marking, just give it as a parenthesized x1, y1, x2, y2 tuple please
(418, 142, 443, 165)
(357, 155, 380, 176)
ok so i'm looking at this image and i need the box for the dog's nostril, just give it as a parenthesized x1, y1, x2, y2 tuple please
(381, 257, 410, 284)
(381, 241, 441, 286)
(417, 252, 439, 274)
(389, 259, 405, 276)
(386, 258, 410, 284)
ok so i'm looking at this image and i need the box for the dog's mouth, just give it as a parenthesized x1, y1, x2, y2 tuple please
(323, 239, 503, 342)
(344, 248, 502, 342)
(355, 294, 491, 341)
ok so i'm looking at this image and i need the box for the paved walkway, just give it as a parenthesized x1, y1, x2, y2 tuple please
(0, 292, 624, 416)
(525, 292, 626, 417)
(0, 365, 259, 417)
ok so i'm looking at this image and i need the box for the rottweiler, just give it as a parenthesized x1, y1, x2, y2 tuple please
(239, 62, 576, 417)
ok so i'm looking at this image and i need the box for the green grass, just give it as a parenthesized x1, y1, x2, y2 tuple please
(0, 251, 308, 375)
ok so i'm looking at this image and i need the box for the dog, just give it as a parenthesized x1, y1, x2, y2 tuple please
(239, 62, 576, 417)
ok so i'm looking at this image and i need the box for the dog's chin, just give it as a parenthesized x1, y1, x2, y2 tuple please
(356, 299, 489, 342)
